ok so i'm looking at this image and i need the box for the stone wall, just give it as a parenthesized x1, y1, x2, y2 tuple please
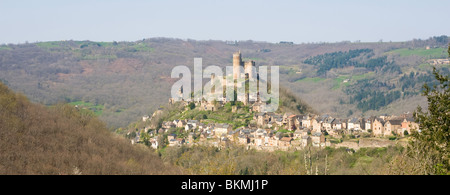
(359, 138, 395, 148)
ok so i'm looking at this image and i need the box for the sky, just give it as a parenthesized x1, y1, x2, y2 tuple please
(0, 0, 449, 44)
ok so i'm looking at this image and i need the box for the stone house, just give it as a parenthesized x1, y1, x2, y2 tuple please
(287, 115, 297, 130)
(293, 130, 304, 139)
(372, 118, 385, 137)
(322, 117, 335, 131)
(238, 135, 250, 145)
(279, 137, 293, 147)
(187, 120, 199, 128)
(168, 134, 176, 141)
(282, 113, 292, 124)
(332, 119, 343, 130)
(301, 136, 312, 147)
(384, 119, 402, 136)
(256, 112, 267, 127)
(311, 132, 326, 147)
(312, 118, 322, 133)
(162, 121, 175, 129)
(294, 115, 303, 129)
(348, 118, 360, 131)
(302, 115, 313, 128)
(177, 120, 187, 128)
(401, 118, 419, 136)
(365, 117, 374, 131)
(255, 137, 265, 146)
(214, 123, 233, 137)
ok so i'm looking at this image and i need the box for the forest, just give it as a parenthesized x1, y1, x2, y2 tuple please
(303, 48, 404, 76)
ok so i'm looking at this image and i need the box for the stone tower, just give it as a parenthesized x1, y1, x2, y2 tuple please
(244, 73, 249, 106)
(210, 74, 215, 94)
(233, 51, 243, 80)
(244, 60, 256, 80)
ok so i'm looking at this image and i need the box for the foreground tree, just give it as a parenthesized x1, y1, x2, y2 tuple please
(408, 66, 449, 174)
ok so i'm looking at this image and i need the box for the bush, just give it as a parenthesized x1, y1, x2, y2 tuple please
(403, 130, 409, 136)
(388, 136, 397, 141)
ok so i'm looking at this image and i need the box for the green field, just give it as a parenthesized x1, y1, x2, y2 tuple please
(68, 101, 104, 116)
(0, 45, 11, 51)
(130, 43, 155, 52)
(296, 77, 326, 83)
(387, 48, 446, 58)
(331, 72, 375, 90)
(36, 41, 62, 49)
(332, 76, 351, 90)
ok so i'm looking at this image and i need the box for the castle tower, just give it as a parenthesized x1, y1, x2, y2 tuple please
(210, 74, 215, 94)
(233, 51, 243, 80)
(244, 60, 256, 80)
(244, 73, 249, 106)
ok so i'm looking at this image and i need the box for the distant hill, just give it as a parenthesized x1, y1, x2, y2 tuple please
(0, 82, 179, 174)
(0, 36, 448, 127)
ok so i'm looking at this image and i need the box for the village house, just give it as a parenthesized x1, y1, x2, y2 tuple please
(256, 112, 267, 127)
(227, 130, 240, 142)
(311, 117, 322, 133)
(311, 132, 326, 147)
(200, 100, 216, 111)
(279, 137, 293, 147)
(348, 118, 360, 131)
(322, 117, 335, 131)
(384, 119, 402, 136)
(274, 116, 284, 126)
(255, 137, 265, 147)
(282, 113, 292, 124)
(255, 129, 266, 138)
(301, 136, 312, 148)
(401, 117, 419, 136)
(372, 118, 385, 137)
(176, 120, 187, 128)
(238, 134, 250, 145)
(331, 118, 343, 130)
(294, 115, 303, 129)
(214, 123, 232, 137)
(187, 120, 199, 128)
(326, 126, 341, 137)
(162, 121, 175, 129)
(302, 115, 313, 128)
(287, 115, 297, 130)
(168, 134, 176, 141)
(293, 130, 305, 139)
(365, 117, 374, 131)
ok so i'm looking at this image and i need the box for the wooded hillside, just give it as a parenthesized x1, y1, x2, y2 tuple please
(0, 82, 180, 175)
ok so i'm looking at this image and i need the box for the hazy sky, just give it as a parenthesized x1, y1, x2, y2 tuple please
(0, 0, 449, 44)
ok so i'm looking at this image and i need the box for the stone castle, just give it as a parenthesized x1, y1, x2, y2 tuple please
(233, 50, 257, 80)
(170, 51, 263, 108)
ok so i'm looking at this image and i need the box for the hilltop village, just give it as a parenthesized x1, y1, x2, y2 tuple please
(129, 52, 420, 151)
